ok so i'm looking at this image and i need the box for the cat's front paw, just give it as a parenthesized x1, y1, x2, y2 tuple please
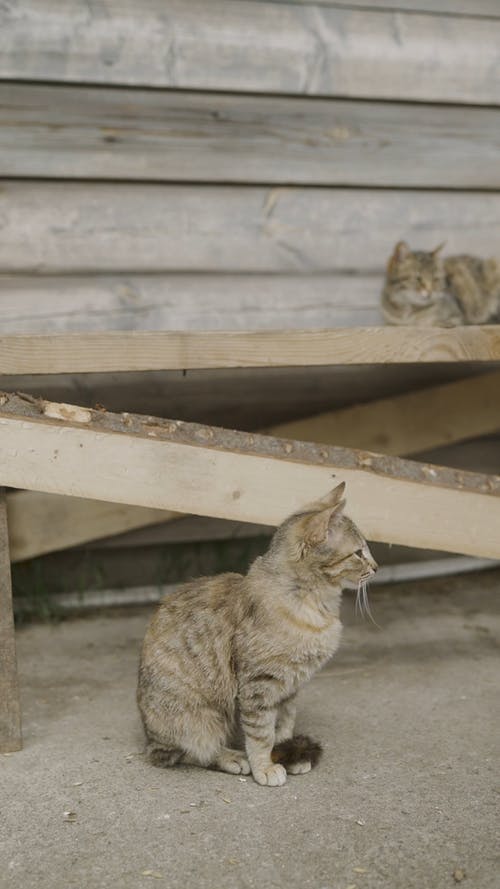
(252, 763, 287, 787)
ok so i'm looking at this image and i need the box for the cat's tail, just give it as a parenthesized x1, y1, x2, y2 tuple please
(271, 734, 323, 769)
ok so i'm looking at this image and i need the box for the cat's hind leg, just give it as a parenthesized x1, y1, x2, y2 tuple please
(143, 703, 230, 770)
(214, 748, 251, 775)
(147, 740, 250, 775)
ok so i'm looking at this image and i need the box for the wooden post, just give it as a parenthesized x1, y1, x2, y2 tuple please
(0, 488, 22, 752)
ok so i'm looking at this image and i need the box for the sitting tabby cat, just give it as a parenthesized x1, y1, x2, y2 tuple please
(382, 241, 500, 327)
(137, 482, 376, 787)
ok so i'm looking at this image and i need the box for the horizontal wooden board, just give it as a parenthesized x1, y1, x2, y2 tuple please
(0, 274, 382, 333)
(1, 393, 499, 558)
(1, 328, 500, 374)
(270, 1, 500, 16)
(2, 183, 500, 274)
(2, 84, 500, 188)
(1, 2, 499, 104)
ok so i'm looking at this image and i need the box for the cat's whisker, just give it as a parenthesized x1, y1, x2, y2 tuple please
(363, 580, 380, 628)
(355, 577, 380, 628)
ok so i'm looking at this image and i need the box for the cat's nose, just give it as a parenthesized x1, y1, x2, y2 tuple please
(420, 288, 430, 297)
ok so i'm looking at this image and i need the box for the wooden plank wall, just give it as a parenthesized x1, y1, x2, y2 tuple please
(1, 1, 499, 569)
(0, 0, 499, 338)
(1, 2, 499, 102)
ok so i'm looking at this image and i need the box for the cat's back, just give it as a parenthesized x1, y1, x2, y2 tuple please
(445, 253, 500, 281)
(145, 572, 244, 645)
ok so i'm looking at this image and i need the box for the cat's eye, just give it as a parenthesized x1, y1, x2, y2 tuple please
(354, 549, 363, 558)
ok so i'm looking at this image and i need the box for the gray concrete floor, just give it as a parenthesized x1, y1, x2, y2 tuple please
(2, 571, 499, 889)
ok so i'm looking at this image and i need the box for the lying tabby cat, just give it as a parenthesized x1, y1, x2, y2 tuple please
(382, 241, 500, 326)
(137, 482, 376, 787)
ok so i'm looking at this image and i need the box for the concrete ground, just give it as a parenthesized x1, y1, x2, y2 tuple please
(2, 570, 499, 889)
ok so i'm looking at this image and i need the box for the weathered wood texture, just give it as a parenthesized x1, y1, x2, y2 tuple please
(0, 489, 22, 752)
(87, 433, 500, 549)
(270, 1, 500, 15)
(2, 184, 500, 274)
(6, 492, 174, 564)
(1, 2, 499, 104)
(8, 371, 499, 562)
(2, 84, 499, 188)
(0, 274, 383, 333)
(36, 434, 497, 556)
(0, 393, 499, 558)
(1, 328, 500, 374)
(270, 370, 500, 455)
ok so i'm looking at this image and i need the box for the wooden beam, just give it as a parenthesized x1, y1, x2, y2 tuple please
(1, 328, 499, 375)
(2, 83, 500, 189)
(271, 370, 500, 456)
(0, 393, 499, 558)
(2, 183, 500, 275)
(6, 491, 175, 563)
(7, 371, 500, 562)
(0, 489, 22, 752)
(1, 2, 499, 104)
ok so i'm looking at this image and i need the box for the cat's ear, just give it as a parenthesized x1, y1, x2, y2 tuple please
(391, 241, 410, 264)
(305, 481, 346, 513)
(329, 481, 346, 507)
(304, 500, 345, 548)
(431, 241, 446, 256)
(303, 507, 338, 547)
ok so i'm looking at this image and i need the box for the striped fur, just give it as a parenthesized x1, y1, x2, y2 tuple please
(137, 483, 376, 787)
(382, 241, 500, 327)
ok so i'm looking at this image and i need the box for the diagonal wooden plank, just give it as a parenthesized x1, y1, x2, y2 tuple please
(272, 369, 500, 456)
(0, 489, 22, 752)
(6, 492, 175, 563)
(7, 370, 500, 562)
(0, 393, 499, 558)
(1, 327, 500, 375)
